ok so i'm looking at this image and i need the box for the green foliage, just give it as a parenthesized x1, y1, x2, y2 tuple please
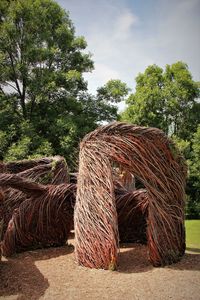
(122, 65, 167, 130)
(122, 62, 200, 139)
(171, 136, 191, 159)
(0, 0, 122, 169)
(122, 62, 200, 218)
(185, 125, 200, 219)
(97, 79, 130, 103)
(190, 125, 200, 185)
(0, 130, 8, 158)
(4, 136, 31, 161)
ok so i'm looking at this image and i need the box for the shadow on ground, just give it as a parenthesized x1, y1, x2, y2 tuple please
(1, 240, 199, 300)
(117, 243, 200, 273)
(118, 243, 153, 273)
(169, 253, 200, 271)
(186, 247, 200, 254)
(0, 244, 74, 300)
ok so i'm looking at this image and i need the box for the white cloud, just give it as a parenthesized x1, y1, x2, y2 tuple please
(84, 63, 120, 93)
(57, 0, 200, 101)
(113, 10, 139, 40)
(154, 0, 200, 81)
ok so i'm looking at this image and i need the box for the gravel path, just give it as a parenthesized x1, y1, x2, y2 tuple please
(0, 237, 200, 300)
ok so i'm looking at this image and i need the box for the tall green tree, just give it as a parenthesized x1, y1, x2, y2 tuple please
(121, 62, 200, 218)
(96, 79, 130, 104)
(0, 0, 93, 120)
(0, 0, 93, 162)
(122, 62, 200, 139)
(0, 0, 125, 167)
(185, 125, 200, 218)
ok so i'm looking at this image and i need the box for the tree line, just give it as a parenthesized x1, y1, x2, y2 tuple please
(121, 63, 200, 218)
(0, 0, 199, 218)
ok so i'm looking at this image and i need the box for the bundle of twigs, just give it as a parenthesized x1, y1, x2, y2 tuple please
(75, 122, 187, 269)
(0, 173, 76, 257)
(1, 156, 69, 237)
(0, 156, 69, 182)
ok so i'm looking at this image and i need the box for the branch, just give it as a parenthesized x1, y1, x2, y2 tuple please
(30, 95, 36, 120)
(8, 51, 27, 118)
(0, 86, 6, 95)
(3, 82, 19, 93)
(8, 52, 22, 97)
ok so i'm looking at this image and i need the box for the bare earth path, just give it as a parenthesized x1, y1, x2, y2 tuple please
(0, 236, 200, 300)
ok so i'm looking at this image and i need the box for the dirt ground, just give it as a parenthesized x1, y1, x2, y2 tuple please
(0, 235, 200, 300)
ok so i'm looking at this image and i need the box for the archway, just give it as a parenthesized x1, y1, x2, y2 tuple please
(74, 122, 187, 269)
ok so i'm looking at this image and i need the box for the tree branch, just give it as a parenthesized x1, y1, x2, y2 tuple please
(0, 86, 6, 95)
(3, 82, 19, 93)
(8, 51, 27, 119)
(30, 95, 36, 120)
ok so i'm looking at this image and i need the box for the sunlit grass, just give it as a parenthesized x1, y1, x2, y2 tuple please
(185, 220, 200, 253)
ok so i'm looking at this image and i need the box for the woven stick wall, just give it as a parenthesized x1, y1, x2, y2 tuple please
(0, 188, 4, 260)
(74, 122, 187, 269)
(0, 156, 69, 183)
(0, 173, 76, 256)
(1, 156, 69, 237)
(116, 189, 148, 243)
(0, 156, 74, 256)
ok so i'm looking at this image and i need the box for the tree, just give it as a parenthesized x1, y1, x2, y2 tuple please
(122, 65, 167, 130)
(185, 125, 200, 218)
(121, 62, 200, 218)
(96, 79, 130, 103)
(0, 0, 93, 162)
(122, 62, 200, 139)
(190, 125, 200, 184)
(0, 0, 124, 167)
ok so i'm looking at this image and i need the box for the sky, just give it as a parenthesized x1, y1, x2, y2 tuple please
(57, 0, 200, 101)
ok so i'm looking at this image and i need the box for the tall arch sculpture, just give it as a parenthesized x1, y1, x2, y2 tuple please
(74, 122, 187, 269)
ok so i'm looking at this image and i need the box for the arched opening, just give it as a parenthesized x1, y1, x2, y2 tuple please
(74, 122, 187, 269)
(113, 167, 147, 244)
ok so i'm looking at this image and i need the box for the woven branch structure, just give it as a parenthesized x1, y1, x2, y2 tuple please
(0, 155, 141, 258)
(1, 156, 69, 236)
(0, 156, 69, 183)
(0, 173, 76, 256)
(74, 122, 187, 269)
(0, 156, 75, 257)
(0, 188, 4, 261)
(116, 188, 148, 243)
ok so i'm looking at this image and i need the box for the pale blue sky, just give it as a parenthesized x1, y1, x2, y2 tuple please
(57, 0, 200, 97)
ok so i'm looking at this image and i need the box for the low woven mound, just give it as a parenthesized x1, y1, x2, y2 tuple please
(74, 122, 187, 269)
(0, 156, 69, 181)
(0, 173, 76, 257)
(0, 156, 69, 237)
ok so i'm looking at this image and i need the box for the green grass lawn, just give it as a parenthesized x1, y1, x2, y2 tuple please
(185, 220, 200, 252)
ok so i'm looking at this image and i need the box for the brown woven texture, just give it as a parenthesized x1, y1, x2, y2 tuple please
(74, 122, 187, 269)
(1, 156, 69, 237)
(0, 173, 76, 256)
(116, 188, 148, 243)
(0, 156, 75, 257)
(0, 188, 4, 260)
(0, 156, 69, 181)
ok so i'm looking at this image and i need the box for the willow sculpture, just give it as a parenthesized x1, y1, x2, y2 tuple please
(0, 173, 76, 257)
(0, 156, 75, 256)
(0, 188, 4, 260)
(74, 122, 187, 269)
(1, 156, 69, 237)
